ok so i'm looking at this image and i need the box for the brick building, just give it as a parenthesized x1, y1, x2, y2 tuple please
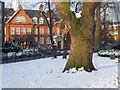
(4, 4, 70, 50)
(107, 22, 120, 41)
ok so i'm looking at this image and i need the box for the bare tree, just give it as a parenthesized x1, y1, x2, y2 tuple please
(39, 1, 59, 58)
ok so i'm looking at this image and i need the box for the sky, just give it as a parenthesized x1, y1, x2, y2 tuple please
(1, 0, 46, 10)
(1, 0, 120, 21)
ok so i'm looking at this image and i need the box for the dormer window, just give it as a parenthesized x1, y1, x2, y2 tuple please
(33, 17, 38, 24)
(39, 17, 44, 24)
(16, 16, 26, 22)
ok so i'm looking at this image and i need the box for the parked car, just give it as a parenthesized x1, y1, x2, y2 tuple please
(2, 42, 21, 53)
(105, 43, 113, 50)
(57, 49, 70, 56)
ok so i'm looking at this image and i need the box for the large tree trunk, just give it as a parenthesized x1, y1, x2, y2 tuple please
(94, 3, 101, 52)
(54, 1, 97, 72)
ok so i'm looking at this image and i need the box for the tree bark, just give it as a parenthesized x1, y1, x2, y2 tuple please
(54, 1, 98, 72)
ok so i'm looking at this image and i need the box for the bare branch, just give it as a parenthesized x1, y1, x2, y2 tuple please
(39, 11, 50, 27)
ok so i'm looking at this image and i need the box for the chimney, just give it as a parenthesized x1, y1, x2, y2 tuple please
(18, 5, 22, 9)
(39, 4, 43, 12)
(12, 0, 19, 11)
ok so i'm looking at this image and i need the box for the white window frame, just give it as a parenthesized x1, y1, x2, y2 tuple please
(34, 37, 38, 42)
(16, 16, 26, 22)
(34, 28, 38, 35)
(46, 37, 51, 44)
(10, 27, 15, 35)
(39, 28, 44, 35)
(22, 28, 26, 35)
(48, 28, 50, 35)
(39, 17, 44, 24)
(16, 28, 20, 35)
(27, 28, 31, 34)
(33, 17, 38, 24)
(4, 27, 6, 35)
(39, 37, 44, 44)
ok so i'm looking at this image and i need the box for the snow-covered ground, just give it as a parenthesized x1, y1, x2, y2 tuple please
(1, 53, 118, 88)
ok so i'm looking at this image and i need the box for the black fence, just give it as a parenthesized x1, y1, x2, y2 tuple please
(2, 50, 52, 64)
(1, 49, 70, 64)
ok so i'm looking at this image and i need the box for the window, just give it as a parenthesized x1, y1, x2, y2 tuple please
(22, 28, 26, 35)
(114, 26, 117, 29)
(55, 28, 60, 36)
(34, 37, 38, 42)
(114, 36, 117, 40)
(16, 28, 20, 35)
(46, 37, 51, 44)
(39, 17, 44, 24)
(34, 28, 38, 35)
(16, 16, 26, 22)
(39, 37, 44, 44)
(33, 17, 38, 24)
(4, 28, 6, 35)
(10, 27, 14, 35)
(114, 31, 118, 35)
(48, 28, 50, 35)
(39, 28, 44, 35)
(27, 28, 31, 34)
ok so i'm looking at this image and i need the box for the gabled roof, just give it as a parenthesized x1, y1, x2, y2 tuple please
(24, 9, 43, 18)
(6, 7, 22, 23)
(4, 8, 14, 17)
(4, 6, 61, 24)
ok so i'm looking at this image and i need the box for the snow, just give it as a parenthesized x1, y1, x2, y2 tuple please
(98, 49, 120, 56)
(16, 52, 23, 57)
(1, 53, 118, 88)
(7, 52, 14, 58)
(1, 52, 23, 59)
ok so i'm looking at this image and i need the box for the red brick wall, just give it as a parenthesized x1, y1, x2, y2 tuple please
(5, 8, 70, 49)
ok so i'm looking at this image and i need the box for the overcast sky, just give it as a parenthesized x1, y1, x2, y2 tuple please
(1, 0, 120, 21)
(1, 0, 47, 9)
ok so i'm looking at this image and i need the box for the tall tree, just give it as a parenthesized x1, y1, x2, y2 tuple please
(54, 1, 98, 72)
(39, 1, 58, 58)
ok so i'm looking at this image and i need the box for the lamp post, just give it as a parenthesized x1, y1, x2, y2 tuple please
(0, 1, 4, 47)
